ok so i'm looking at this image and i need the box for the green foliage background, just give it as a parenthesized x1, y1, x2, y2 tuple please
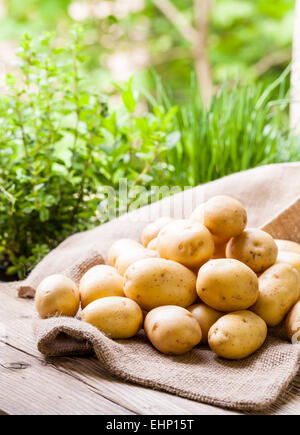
(0, 0, 296, 97)
(0, 2, 298, 278)
(0, 30, 298, 278)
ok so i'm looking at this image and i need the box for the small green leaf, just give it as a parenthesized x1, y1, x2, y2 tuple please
(40, 209, 50, 222)
(122, 79, 137, 113)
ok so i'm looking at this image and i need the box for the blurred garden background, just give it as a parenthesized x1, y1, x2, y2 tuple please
(0, 0, 299, 278)
(0, 0, 295, 99)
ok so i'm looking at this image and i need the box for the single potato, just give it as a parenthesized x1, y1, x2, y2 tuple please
(124, 257, 197, 311)
(285, 301, 300, 343)
(187, 303, 223, 344)
(275, 239, 300, 255)
(251, 263, 300, 326)
(156, 219, 214, 269)
(208, 310, 267, 360)
(226, 228, 278, 273)
(141, 217, 173, 247)
(35, 275, 80, 319)
(276, 251, 300, 275)
(145, 305, 202, 355)
(192, 195, 247, 241)
(108, 239, 142, 267)
(196, 259, 259, 312)
(81, 296, 143, 339)
(115, 248, 159, 276)
(79, 265, 124, 309)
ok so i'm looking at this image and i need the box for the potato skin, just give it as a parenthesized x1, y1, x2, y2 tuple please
(81, 296, 143, 339)
(285, 301, 300, 343)
(123, 258, 197, 311)
(275, 239, 300, 255)
(251, 263, 300, 327)
(196, 259, 259, 312)
(79, 265, 124, 309)
(187, 303, 223, 344)
(194, 196, 247, 240)
(208, 310, 267, 360)
(147, 237, 158, 251)
(115, 248, 159, 276)
(145, 306, 202, 355)
(156, 219, 214, 269)
(35, 275, 80, 319)
(276, 251, 300, 275)
(191, 204, 228, 244)
(226, 228, 278, 273)
(141, 217, 173, 248)
(108, 239, 142, 267)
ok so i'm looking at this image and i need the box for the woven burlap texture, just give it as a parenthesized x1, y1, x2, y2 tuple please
(11, 162, 300, 411)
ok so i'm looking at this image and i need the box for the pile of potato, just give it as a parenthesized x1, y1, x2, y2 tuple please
(35, 195, 300, 360)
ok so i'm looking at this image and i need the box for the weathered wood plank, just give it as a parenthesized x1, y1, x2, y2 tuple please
(1, 285, 299, 415)
(0, 345, 133, 415)
(0, 286, 240, 415)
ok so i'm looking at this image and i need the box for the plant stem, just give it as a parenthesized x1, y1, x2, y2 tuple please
(193, 0, 213, 107)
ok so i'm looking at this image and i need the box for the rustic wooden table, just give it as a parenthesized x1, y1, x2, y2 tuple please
(0, 284, 299, 415)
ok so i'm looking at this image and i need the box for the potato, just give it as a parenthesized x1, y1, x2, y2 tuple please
(35, 275, 80, 319)
(115, 248, 159, 276)
(145, 305, 202, 355)
(226, 228, 278, 273)
(196, 259, 258, 312)
(79, 265, 124, 309)
(275, 239, 300, 255)
(81, 296, 143, 339)
(285, 301, 300, 343)
(147, 237, 158, 251)
(123, 257, 197, 311)
(208, 310, 267, 360)
(156, 219, 214, 269)
(187, 303, 223, 344)
(192, 195, 247, 241)
(190, 203, 205, 223)
(141, 217, 173, 247)
(108, 239, 142, 267)
(276, 251, 300, 275)
(251, 263, 300, 327)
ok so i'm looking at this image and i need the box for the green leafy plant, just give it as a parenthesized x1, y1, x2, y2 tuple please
(0, 29, 298, 280)
(0, 29, 180, 278)
(148, 68, 296, 186)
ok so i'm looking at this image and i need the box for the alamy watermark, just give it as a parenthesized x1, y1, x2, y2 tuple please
(96, 178, 203, 224)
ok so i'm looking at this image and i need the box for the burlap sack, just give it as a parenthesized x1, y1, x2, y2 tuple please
(10, 163, 300, 411)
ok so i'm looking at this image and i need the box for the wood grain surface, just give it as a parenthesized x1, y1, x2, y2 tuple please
(0, 285, 299, 415)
